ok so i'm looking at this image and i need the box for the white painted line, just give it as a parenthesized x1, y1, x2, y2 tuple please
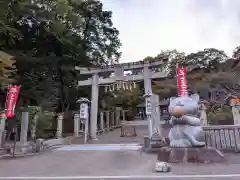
(59, 144, 141, 146)
(1, 174, 240, 179)
(55, 144, 142, 151)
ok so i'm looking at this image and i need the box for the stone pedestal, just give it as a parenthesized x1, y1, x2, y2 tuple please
(157, 147, 225, 163)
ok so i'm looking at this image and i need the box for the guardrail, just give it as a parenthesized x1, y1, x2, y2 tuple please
(203, 125, 240, 152)
(143, 124, 240, 152)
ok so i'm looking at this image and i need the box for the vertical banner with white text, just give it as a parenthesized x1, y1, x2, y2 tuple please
(177, 67, 188, 97)
(5, 85, 21, 118)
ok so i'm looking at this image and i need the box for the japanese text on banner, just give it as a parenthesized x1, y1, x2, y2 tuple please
(5, 85, 20, 118)
(177, 68, 188, 97)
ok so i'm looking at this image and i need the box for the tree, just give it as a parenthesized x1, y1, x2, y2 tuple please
(0, 51, 16, 85)
(151, 48, 232, 98)
(0, 0, 122, 113)
(100, 85, 143, 119)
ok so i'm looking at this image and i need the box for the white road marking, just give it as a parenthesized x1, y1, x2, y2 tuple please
(55, 144, 142, 151)
(58, 144, 141, 146)
(1, 174, 240, 179)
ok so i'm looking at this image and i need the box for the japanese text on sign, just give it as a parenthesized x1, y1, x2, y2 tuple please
(145, 99, 152, 115)
(80, 103, 88, 119)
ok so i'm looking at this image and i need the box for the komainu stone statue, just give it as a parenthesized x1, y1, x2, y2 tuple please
(168, 94, 205, 148)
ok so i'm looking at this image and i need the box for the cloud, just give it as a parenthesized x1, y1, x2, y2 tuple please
(102, 0, 240, 62)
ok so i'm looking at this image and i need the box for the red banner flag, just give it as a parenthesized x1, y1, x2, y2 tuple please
(5, 85, 20, 118)
(177, 67, 188, 97)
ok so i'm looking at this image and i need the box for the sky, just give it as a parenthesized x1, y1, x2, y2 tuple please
(101, 0, 240, 63)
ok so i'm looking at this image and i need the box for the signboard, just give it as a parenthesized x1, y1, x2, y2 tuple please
(5, 85, 21, 118)
(80, 103, 88, 119)
(145, 98, 152, 115)
(177, 67, 188, 97)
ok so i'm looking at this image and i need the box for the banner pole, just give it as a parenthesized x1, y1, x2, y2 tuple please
(0, 85, 10, 149)
(176, 63, 179, 96)
(2, 85, 21, 152)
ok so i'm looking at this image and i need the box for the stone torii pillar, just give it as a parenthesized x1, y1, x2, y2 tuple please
(90, 74, 99, 140)
(143, 65, 153, 137)
(143, 65, 162, 137)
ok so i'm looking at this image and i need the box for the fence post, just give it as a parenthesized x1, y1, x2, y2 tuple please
(199, 103, 208, 126)
(56, 113, 64, 138)
(111, 111, 115, 129)
(116, 107, 121, 128)
(74, 113, 80, 137)
(0, 113, 6, 148)
(100, 112, 104, 133)
(230, 99, 240, 125)
(106, 111, 110, 131)
(20, 109, 30, 145)
(122, 110, 126, 121)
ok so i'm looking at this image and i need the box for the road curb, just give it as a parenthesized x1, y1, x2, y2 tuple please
(0, 136, 74, 160)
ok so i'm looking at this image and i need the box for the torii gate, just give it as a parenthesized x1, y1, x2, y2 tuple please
(75, 60, 168, 139)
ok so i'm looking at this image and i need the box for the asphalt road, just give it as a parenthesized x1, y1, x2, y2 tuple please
(0, 147, 240, 180)
(1, 127, 240, 180)
(0, 175, 240, 180)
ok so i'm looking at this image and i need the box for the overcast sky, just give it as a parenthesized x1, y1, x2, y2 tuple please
(102, 0, 240, 63)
